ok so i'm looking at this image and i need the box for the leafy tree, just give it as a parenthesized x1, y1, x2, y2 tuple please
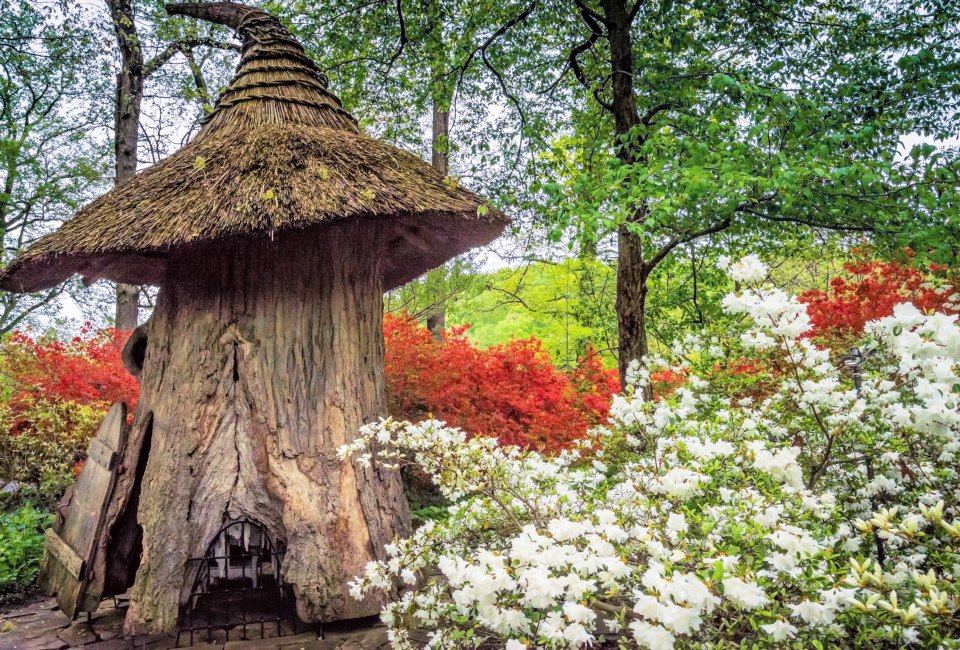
(447, 259, 617, 367)
(536, 0, 960, 386)
(104, 0, 239, 329)
(0, 0, 109, 333)
(282, 0, 960, 389)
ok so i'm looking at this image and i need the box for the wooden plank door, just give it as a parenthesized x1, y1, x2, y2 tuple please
(38, 402, 128, 620)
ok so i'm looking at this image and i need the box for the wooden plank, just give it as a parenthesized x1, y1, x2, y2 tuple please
(44, 529, 85, 580)
(86, 438, 117, 470)
(38, 402, 129, 620)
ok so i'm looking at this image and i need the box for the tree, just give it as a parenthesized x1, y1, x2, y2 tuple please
(541, 0, 960, 386)
(279, 0, 513, 338)
(0, 0, 109, 333)
(284, 0, 960, 388)
(104, 0, 238, 330)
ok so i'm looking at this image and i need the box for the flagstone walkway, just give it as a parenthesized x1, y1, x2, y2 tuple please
(0, 598, 390, 650)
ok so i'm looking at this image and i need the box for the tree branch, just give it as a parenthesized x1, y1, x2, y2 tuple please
(144, 37, 240, 77)
(386, 0, 408, 69)
(455, 0, 538, 87)
(569, 6, 613, 112)
(641, 102, 674, 126)
(645, 216, 733, 273)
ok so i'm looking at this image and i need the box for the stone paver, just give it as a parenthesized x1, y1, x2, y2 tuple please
(57, 622, 97, 647)
(1, 599, 388, 650)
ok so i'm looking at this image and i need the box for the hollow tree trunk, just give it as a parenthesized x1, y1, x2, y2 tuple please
(113, 222, 410, 634)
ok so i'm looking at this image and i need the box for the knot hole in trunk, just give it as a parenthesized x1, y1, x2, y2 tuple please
(122, 324, 149, 378)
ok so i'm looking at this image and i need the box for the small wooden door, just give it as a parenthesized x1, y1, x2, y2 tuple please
(38, 402, 128, 620)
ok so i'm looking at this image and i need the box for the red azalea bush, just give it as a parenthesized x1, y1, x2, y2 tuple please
(0, 326, 136, 507)
(800, 260, 958, 344)
(1, 324, 137, 412)
(384, 313, 619, 452)
(1, 316, 619, 506)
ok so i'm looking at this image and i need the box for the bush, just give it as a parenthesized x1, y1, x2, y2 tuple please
(0, 326, 135, 508)
(0, 398, 106, 510)
(346, 256, 960, 649)
(384, 313, 618, 452)
(0, 505, 50, 594)
(0, 325, 137, 408)
(800, 259, 959, 348)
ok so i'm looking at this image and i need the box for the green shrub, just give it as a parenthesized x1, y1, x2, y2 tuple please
(0, 505, 50, 594)
(0, 398, 104, 509)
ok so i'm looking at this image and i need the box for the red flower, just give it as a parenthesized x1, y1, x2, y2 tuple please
(799, 260, 958, 340)
(1, 325, 139, 411)
(383, 313, 619, 452)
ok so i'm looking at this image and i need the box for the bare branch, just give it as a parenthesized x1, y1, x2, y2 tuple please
(144, 37, 240, 77)
(386, 0, 408, 70)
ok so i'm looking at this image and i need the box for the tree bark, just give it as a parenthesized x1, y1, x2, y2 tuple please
(108, 224, 410, 634)
(431, 102, 449, 175)
(615, 223, 649, 378)
(107, 0, 144, 330)
(425, 95, 451, 341)
(599, 0, 648, 388)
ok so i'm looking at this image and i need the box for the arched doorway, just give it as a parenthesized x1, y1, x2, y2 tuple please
(177, 519, 300, 646)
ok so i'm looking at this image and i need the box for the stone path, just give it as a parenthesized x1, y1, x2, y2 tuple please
(0, 598, 390, 650)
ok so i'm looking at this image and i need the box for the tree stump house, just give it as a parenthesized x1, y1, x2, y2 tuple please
(0, 1, 507, 636)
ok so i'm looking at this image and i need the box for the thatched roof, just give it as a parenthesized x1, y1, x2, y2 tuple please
(0, 2, 508, 293)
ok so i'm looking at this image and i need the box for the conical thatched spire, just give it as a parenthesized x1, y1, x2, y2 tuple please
(0, 2, 507, 293)
(167, 2, 359, 133)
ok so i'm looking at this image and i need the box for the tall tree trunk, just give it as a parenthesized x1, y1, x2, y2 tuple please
(600, 0, 648, 389)
(108, 0, 143, 331)
(109, 224, 409, 634)
(425, 85, 451, 340)
(431, 102, 449, 175)
(616, 222, 649, 379)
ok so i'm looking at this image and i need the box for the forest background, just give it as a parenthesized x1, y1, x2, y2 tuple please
(1, 0, 959, 595)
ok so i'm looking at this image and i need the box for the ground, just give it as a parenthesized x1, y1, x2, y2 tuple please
(0, 597, 392, 650)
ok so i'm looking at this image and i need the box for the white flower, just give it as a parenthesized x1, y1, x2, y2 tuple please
(722, 577, 769, 609)
(562, 602, 596, 625)
(659, 603, 702, 634)
(666, 513, 689, 534)
(549, 518, 588, 542)
(505, 640, 526, 650)
(789, 600, 836, 626)
(761, 619, 798, 641)
(726, 254, 767, 283)
(630, 621, 676, 650)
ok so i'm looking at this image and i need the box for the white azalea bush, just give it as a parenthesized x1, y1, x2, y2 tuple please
(341, 257, 960, 649)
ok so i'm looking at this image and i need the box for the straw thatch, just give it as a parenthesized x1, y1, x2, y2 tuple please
(0, 2, 508, 293)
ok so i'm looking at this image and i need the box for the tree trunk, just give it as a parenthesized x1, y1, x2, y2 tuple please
(109, 223, 410, 634)
(615, 223, 649, 380)
(431, 103, 449, 175)
(115, 284, 139, 330)
(108, 0, 143, 330)
(600, 0, 648, 388)
(425, 98, 451, 340)
(426, 310, 446, 340)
